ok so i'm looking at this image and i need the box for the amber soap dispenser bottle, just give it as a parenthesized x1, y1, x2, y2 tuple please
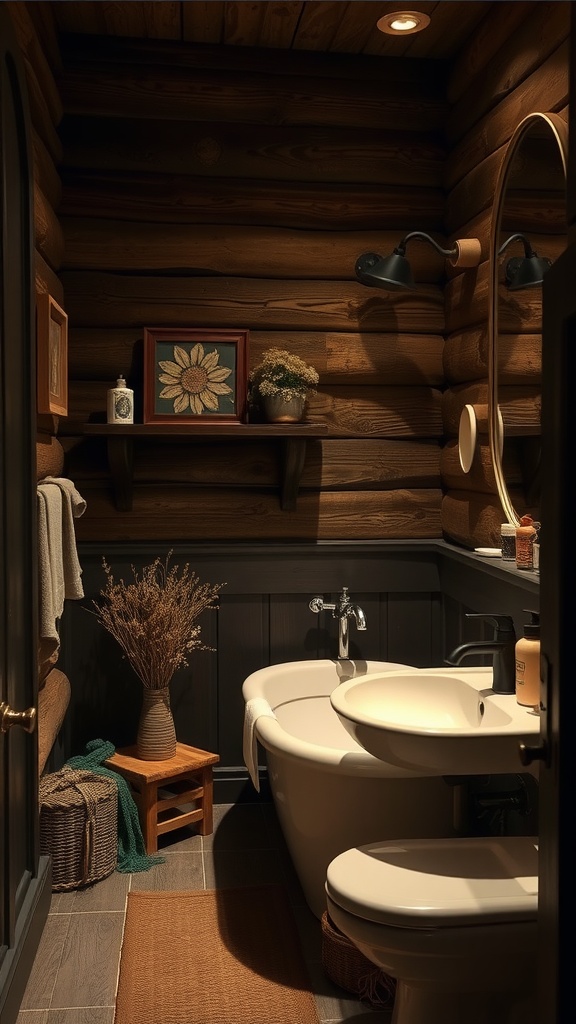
(515, 610, 541, 708)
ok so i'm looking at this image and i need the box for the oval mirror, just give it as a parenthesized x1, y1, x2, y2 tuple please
(489, 112, 568, 528)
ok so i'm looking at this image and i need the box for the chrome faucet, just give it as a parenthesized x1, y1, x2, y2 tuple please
(309, 587, 367, 660)
(445, 613, 517, 695)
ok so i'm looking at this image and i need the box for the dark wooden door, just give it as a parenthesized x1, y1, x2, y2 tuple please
(0, 9, 51, 1024)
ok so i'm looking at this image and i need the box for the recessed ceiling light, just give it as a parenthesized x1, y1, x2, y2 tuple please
(377, 11, 431, 36)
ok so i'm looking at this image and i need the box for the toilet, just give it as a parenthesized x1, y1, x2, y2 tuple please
(325, 835, 538, 1024)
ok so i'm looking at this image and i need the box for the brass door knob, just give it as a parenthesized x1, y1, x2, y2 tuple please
(0, 701, 37, 733)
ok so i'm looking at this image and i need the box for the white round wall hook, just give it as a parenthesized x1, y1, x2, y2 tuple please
(458, 404, 477, 473)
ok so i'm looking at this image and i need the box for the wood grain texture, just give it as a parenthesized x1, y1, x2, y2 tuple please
(39, 11, 565, 549)
(442, 383, 540, 437)
(58, 171, 445, 231)
(60, 220, 447, 281)
(65, 437, 441, 491)
(57, 63, 447, 133)
(72, 488, 443, 543)
(66, 328, 444, 385)
(59, 115, 445, 186)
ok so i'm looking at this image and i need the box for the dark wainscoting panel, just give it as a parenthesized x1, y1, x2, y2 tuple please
(58, 541, 539, 801)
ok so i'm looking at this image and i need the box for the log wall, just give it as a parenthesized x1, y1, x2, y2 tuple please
(441, 1, 570, 547)
(8, 2, 570, 548)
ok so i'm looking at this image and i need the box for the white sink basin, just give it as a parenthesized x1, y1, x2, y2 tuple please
(329, 667, 541, 775)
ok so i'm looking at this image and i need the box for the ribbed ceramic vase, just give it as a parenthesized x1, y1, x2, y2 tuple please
(262, 394, 305, 423)
(136, 686, 177, 760)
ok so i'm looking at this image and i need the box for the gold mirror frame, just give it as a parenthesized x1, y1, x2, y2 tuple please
(488, 111, 568, 527)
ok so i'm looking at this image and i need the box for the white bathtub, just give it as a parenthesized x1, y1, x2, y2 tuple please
(242, 659, 457, 919)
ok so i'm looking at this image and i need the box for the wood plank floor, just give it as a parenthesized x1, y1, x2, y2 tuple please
(17, 801, 392, 1023)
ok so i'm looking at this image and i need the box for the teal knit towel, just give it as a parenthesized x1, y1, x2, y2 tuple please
(65, 739, 164, 872)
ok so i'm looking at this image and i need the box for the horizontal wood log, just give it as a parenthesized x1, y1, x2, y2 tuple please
(60, 220, 446, 281)
(446, 42, 569, 190)
(57, 63, 447, 133)
(62, 382, 444, 440)
(443, 327, 489, 383)
(60, 274, 445, 332)
(65, 437, 441, 490)
(442, 382, 488, 437)
(56, 32, 450, 85)
(495, 336, 542, 383)
(442, 487, 539, 550)
(440, 439, 497, 495)
(447, 124, 569, 236)
(446, 5, 570, 147)
(58, 116, 446, 187)
(442, 383, 541, 437)
(445, 262, 488, 334)
(67, 328, 445, 385)
(445, 264, 544, 335)
(59, 171, 445, 231)
(72, 487, 443, 543)
(440, 438, 526, 494)
(35, 251, 64, 304)
(443, 329, 541, 385)
(25, 0, 62, 74)
(17, 51, 62, 165)
(32, 128, 62, 213)
(498, 387, 541, 431)
(441, 492, 506, 549)
(7, 1, 62, 124)
(501, 195, 567, 236)
(34, 183, 64, 271)
(446, 149, 503, 237)
(447, 2, 540, 105)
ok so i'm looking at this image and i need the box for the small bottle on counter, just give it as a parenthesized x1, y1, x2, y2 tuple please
(533, 529, 541, 574)
(515, 515, 537, 570)
(107, 375, 134, 424)
(515, 610, 541, 708)
(500, 522, 516, 561)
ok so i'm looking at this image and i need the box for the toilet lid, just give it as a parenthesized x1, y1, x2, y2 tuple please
(326, 836, 538, 928)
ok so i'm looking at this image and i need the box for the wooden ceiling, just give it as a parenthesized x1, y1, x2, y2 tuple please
(48, 1, 501, 61)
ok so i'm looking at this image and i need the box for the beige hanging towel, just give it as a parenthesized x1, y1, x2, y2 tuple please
(37, 477, 86, 664)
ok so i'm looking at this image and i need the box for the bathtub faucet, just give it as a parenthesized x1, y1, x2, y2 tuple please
(309, 587, 366, 660)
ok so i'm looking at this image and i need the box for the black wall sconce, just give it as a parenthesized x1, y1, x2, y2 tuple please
(355, 231, 481, 291)
(498, 233, 552, 290)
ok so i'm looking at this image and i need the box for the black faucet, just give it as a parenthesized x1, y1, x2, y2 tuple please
(445, 613, 517, 694)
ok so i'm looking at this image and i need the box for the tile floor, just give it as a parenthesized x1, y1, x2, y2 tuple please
(17, 800, 393, 1023)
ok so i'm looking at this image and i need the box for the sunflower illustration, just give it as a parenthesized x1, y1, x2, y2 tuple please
(158, 343, 234, 414)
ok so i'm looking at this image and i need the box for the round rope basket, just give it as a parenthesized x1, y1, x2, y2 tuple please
(321, 911, 396, 1011)
(39, 768, 118, 891)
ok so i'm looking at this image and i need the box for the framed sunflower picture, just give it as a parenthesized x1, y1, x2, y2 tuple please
(143, 327, 249, 425)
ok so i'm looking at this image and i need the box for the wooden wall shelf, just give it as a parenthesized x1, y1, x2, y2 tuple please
(82, 422, 329, 512)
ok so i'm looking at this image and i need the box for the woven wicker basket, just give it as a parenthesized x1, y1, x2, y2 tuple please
(321, 911, 396, 1010)
(39, 768, 118, 891)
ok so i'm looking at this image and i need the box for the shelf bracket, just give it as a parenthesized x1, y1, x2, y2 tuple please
(107, 436, 134, 511)
(280, 438, 307, 511)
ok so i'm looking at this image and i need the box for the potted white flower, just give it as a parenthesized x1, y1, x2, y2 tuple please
(248, 348, 319, 422)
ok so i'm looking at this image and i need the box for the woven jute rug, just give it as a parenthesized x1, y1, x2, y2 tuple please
(113, 884, 320, 1024)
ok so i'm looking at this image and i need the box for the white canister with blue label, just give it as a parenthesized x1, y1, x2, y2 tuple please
(107, 375, 134, 424)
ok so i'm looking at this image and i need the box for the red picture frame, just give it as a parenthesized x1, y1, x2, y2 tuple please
(36, 293, 68, 417)
(143, 328, 249, 425)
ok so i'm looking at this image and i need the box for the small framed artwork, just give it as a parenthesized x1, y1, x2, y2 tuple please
(37, 293, 68, 417)
(143, 327, 249, 425)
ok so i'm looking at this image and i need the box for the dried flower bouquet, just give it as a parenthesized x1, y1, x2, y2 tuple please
(92, 555, 225, 690)
(248, 347, 319, 404)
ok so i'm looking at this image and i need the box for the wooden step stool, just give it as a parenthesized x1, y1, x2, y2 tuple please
(105, 742, 220, 854)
